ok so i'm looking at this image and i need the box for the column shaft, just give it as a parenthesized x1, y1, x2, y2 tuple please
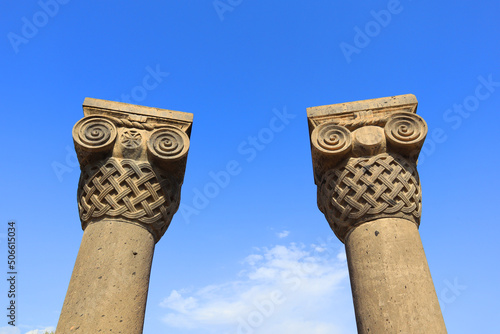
(345, 218, 446, 333)
(57, 220, 154, 333)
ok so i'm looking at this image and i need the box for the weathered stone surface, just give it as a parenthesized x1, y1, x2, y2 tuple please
(307, 95, 446, 333)
(346, 218, 446, 333)
(57, 98, 193, 334)
(56, 220, 154, 333)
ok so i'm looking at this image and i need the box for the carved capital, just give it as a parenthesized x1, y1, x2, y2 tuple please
(307, 95, 426, 242)
(73, 98, 193, 242)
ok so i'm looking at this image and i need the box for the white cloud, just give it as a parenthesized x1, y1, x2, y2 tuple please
(160, 290, 198, 313)
(159, 243, 356, 333)
(336, 251, 347, 262)
(0, 327, 55, 334)
(0, 326, 20, 334)
(24, 328, 55, 334)
(243, 254, 263, 266)
(276, 230, 290, 238)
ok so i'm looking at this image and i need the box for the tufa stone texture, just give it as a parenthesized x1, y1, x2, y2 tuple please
(56, 98, 193, 334)
(307, 95, 447, 333)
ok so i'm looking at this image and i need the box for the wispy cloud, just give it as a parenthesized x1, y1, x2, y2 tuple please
(0, 326, 20, 334)
(159, 243, 355, 333)
(25, 327, 55, 334)
(276, 230, 290, 239)
(0, 327, 55, 334)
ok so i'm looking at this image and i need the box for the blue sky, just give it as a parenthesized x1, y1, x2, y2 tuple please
(1, 1, 499, 333)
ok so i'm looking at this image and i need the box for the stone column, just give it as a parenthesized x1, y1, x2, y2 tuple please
(307, 95, 447, 333)
(56, 98, 193, 333)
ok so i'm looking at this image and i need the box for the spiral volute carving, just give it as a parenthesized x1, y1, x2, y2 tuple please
(384, 112, 427, 149)
(312, 123, 352, 156)
(73, 116, 117, 151)
(147, 127, 190, 161)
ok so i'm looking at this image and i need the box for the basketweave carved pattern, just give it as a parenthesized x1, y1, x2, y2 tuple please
(78, 158, 180, 241)
(318, 153, 421, 242)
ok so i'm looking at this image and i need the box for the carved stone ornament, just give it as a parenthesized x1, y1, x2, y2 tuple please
(307, 95, 427, 242)
(73, 98, 193, 242)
